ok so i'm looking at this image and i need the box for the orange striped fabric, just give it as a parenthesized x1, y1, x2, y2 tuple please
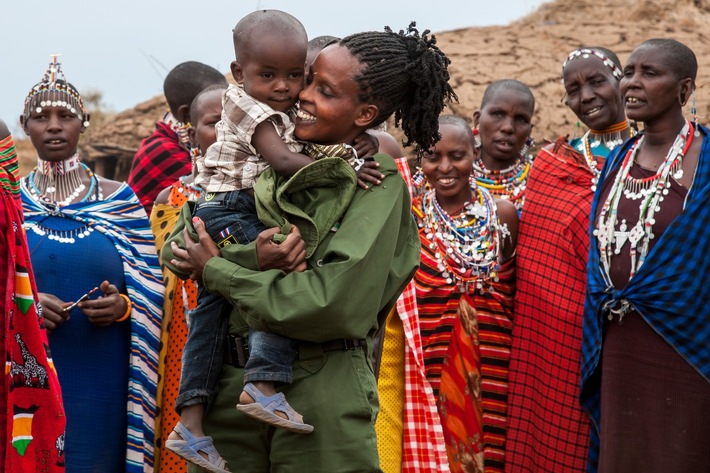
(416, 228, 514, 473)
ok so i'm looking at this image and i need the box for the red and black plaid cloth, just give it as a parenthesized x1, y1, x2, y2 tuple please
(505, 137, 600, 473)
(128, 122, 191, 216)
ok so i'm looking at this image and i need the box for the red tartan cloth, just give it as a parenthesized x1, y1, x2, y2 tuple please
(392, 157, 451, 472)
(1, 135, 66, 472)
(505, 137, 599, 472)
(128, 122, 191, 216)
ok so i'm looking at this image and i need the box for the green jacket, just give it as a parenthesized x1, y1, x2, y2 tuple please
(162, 152, 420, 343)
(254, 156, 357, 258)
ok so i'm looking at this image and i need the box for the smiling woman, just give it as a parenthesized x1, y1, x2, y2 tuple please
(161, 23, 456, 473)
(387, 115, 518, 472)
(505, 46, 631, 473)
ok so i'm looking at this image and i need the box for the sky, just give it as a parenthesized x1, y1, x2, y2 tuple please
(3, 0, 549, 133)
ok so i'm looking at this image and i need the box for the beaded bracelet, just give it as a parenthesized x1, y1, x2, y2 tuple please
(116, 294, 132, 322)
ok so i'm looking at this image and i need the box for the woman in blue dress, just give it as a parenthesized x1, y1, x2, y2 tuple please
(19, 58, 163, 473)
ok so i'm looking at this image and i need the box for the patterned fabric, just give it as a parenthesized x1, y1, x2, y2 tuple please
(377, 156, 450, 472)
(21, 183, 164, 473)
(150, 179, 198, 473)
(196, 84, 301, 192)
(505, 137, 605, 472)
(129, 120, 192, 216)
(302, 142, 358, 166)
(397, 171, 514, 473)
(415, 242, 514, 473)
(374, 307, 405, 473)
(398, 281, 451, 472)
(0, 136, 20, 197)
(1, 134, 66, 473)
(581, 126, 710, 472)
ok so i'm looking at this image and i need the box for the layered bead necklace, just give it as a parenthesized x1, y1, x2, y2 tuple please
(26, 154, 100, 207)
(594, 120, 692, 284)
(415, 183, 505, 292)
(24, 154, 102, 244)
(577, 120, 632, 191)
(472, 152, 532, 212)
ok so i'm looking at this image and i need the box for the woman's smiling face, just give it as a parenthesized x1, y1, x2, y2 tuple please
(294, 44, 376, 146)
(563, 55, 625, 130)
(420, 122, 475, 212)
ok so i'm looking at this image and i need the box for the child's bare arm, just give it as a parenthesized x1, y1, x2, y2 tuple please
(353, 132, 379, 158)
(252, 121, 313, 177)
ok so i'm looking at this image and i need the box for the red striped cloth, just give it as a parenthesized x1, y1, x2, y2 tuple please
(505, 137, 600, 472)
(128, 122, 191, 216)
(414, 194, 515, 473)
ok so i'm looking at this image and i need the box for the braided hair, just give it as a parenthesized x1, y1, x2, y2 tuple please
(339, 22, 457, 155)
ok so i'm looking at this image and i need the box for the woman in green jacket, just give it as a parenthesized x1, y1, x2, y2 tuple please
(164, 24, 456, 473)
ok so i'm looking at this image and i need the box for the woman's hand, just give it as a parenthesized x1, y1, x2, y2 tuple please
(170, 217, 221, 281)
(256, 225, 307, 272)
(39, 293, 71, 334)
(79, 280, 127, 326)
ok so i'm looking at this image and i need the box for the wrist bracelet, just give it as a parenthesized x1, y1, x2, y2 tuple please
(116, 294, 132, 322)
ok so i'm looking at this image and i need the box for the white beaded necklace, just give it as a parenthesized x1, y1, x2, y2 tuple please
(594, 120, 692, 287)
(577, 123, 632, 191)
(416, 182, 505, 292)
(31, 154, 86, 207)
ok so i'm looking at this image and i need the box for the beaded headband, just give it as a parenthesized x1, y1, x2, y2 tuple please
(23, 55, 89, 127)
(562, 48, 623, 81)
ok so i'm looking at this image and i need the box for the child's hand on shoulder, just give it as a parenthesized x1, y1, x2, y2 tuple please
(353, 131, 379, 158)
(353, 132, 384, 189)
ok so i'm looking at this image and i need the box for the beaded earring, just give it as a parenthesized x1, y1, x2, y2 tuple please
(473, 129, 482, 148)
(412, 155, 425, 187)
(520, 136, 534, 159)
(691, 89, 700, 136)
(412, 166, 425, 187)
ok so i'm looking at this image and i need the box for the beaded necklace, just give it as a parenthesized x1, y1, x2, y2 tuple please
(24, 155, 103, 244)
(578, 120, 632, 191)
(472, 153, 532, 211)
(176, 175, 201, 201)
(415, 183, 504, 292)
(28, 154, 101, 207)
(594, 120, 692, 290)
(163, 111, 191, 148)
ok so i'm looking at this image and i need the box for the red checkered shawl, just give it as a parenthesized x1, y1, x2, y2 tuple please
(505, 137, 601, 472)
(392, 157, 450, 472)
(1, 135, 66, 472)
(128, 122, 191, 216)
